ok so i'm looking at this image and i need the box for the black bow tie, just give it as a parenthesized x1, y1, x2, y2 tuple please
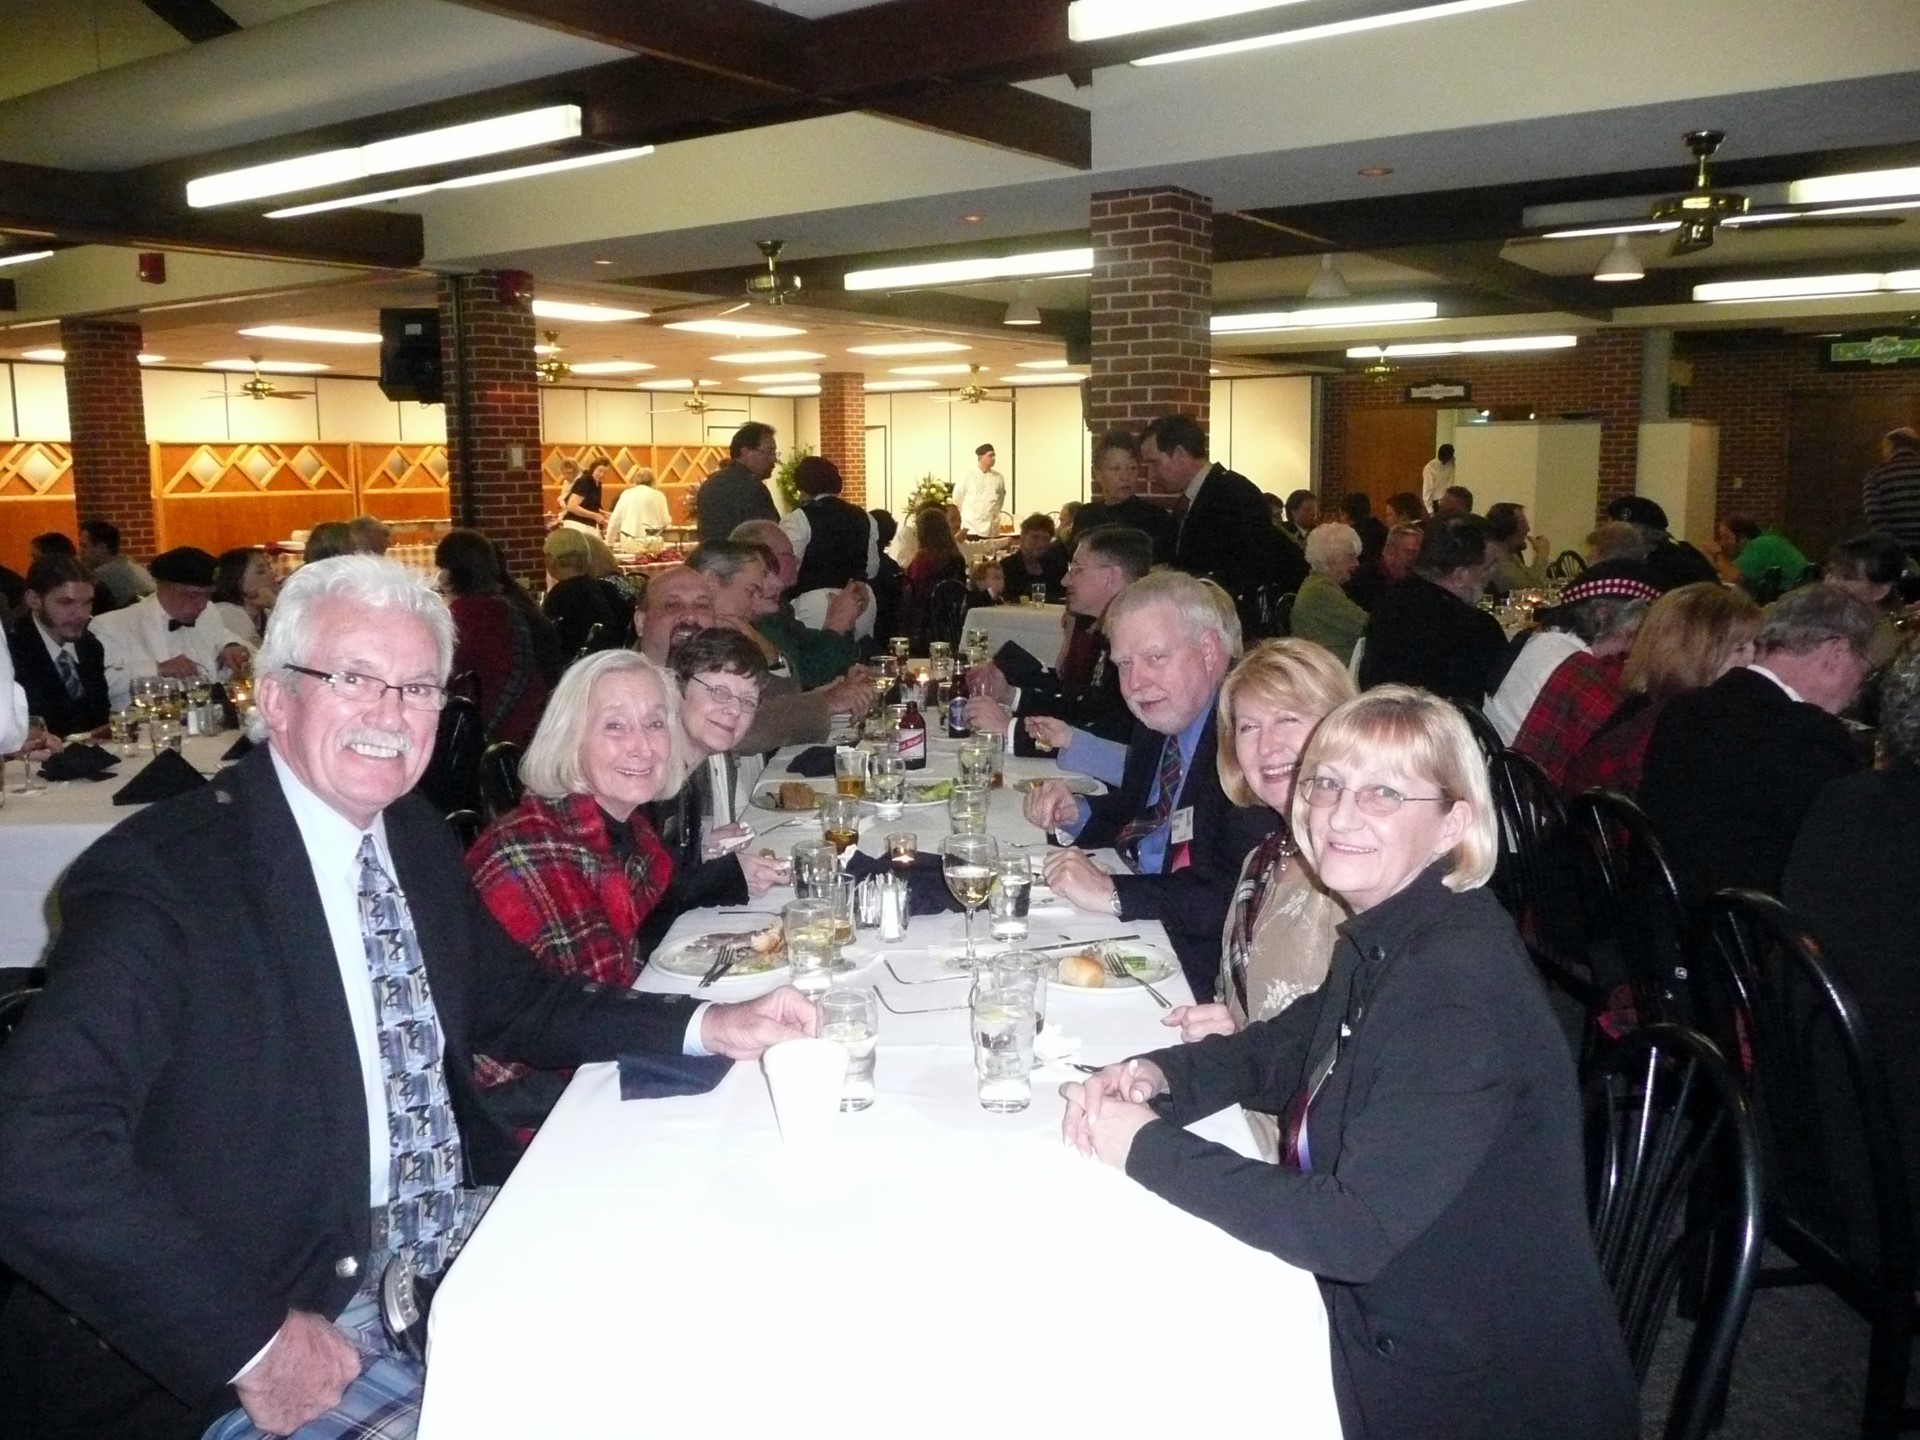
(168, 619, 192, 631)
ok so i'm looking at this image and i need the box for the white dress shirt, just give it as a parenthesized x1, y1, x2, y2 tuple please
(605, 484, 671, 544)
(1747, 663, 1805, 704)
(0, 642, 25, 753)
(1421, 458, 1455, 507)
(92, 595, 254, 709)
(1485, 631, 1586, 743)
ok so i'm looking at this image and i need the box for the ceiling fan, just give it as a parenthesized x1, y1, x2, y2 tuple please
(930, 364, 1012, 405)
(645, 239, 802, 322)
(207, 359, 314, 401)
(1651, 130, 1750, 254)
(534, 330, 571, 385)
(677, 382, 745, 416)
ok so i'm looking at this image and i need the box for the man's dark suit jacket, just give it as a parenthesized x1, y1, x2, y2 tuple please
(7, 614, 109, 736)
(1641, 665, 1861, 904)
(1357, 574, 1507, 705)
(694, 460, 778, 544)
(1070, 706, 1276, 998)
(0, 750, 703, 1439)
(1171, 463, 1304, 630)
(1128, 869, 1639, 1439)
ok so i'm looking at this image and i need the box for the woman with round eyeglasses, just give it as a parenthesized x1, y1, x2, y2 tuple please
(1158, 640, 1354, 1158)
(1062, 686, 1637, 1440)
(643, 628, 788, 950)
(466, 649, 686, 1137)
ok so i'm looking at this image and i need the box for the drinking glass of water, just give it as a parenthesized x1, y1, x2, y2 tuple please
(818, 987, 878, 1112)
(970, 968, 1037, 1113)
(988, 859, 1031, 943)
(783, 898, 836, 997)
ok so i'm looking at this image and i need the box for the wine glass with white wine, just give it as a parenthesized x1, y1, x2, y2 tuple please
(942, 832, 1000, 969)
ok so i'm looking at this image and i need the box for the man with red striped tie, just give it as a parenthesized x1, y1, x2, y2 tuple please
(1021, 570, 1278, 1000)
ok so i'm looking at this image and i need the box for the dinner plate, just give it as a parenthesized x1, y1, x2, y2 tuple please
(750, 781, 830, 813)
(868, 779, 958, 810)
(1049, 941, 1177, 993)
(649, 930, 790, 985)
(1012, 775, 1108, 797)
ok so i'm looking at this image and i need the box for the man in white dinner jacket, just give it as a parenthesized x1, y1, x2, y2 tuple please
(90, 545, 255, 708)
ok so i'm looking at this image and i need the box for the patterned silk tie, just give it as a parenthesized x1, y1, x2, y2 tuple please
(357, 836, 466, 1277)
(55, 650, 83, 700)
(1115, 736, 1184, 874)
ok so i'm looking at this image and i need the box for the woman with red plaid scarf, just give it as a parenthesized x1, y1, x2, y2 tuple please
(466, 649, 684, 1134)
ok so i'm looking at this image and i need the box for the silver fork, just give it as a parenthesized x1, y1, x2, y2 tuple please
(698, 940, 750, 988)
(1103, 947, 1170, 1008)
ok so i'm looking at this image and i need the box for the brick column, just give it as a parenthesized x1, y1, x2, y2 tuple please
(817, 372, 867, 504)
(60, 318, 154, 559)
(438, 272, 544, 581)
(1085, 186, 1213, 497)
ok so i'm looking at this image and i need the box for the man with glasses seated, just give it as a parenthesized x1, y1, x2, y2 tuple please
(0, 556, 816, 1440)
(964, 525, 1152, 779)
(1021, 569, 1276, 999)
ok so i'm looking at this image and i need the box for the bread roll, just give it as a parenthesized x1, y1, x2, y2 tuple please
(778, 781, 818, 811)
(1057, 953, 1105, 988)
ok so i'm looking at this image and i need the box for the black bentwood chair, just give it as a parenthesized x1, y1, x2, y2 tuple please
(0, 986, 37, 1050)
(1566, 788, 1696, 1034)
(443, 809, 486, 850)
(1547, 548, 1590, 583)
(1698, 890, 1919, 1439)
(1586, 1024, 1764, 1440)
(925, 578, 971, 651)
(1487, 750, 1599, 1008)
(478, 741, 525, 822)
(415, 682, 484, 817)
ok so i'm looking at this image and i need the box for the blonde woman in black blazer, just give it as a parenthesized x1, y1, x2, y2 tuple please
(1063, 686, 1638, 1440)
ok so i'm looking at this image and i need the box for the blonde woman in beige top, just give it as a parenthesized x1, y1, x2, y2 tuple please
(1160, 638, 1355, 1158)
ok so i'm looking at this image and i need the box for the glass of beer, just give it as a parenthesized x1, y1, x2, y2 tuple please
(833, 745, 868, 799)
(820, 795, 861, 856)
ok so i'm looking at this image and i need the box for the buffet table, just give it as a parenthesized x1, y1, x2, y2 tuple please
(0, 734, 238, 969)
(417, 738, 1340, 1440)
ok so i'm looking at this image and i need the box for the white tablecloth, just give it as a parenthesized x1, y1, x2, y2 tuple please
(964, 602, 1068, 669)
(418, 738, 1339, 1440)
(0, 734, 239, 969)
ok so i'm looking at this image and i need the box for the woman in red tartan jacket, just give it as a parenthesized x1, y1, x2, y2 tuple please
(466, 648, 684, 1137)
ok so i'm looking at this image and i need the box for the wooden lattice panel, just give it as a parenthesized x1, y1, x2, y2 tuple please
(542, 444, 726, 487)
(356, 444, 449, 494)
(154, 443, 352, 497)
(0, 440, 73, 497)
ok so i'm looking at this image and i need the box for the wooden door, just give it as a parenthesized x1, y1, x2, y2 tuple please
(1343, 406, 1436, 506)
(1785, 389, 1920, 561)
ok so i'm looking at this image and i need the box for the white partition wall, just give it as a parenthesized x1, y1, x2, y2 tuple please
(1449, 421, 1601, 556)
(1212, 376, 1312, 498)
(1011, 383, 1091, 520)
(1636, 420, 1719, 550)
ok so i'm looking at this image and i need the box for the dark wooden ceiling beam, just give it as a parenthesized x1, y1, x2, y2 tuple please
(137, 0, 241, 44)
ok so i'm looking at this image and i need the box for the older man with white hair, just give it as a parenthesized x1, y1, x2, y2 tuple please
(0, 555, 815, 1440)
(1022, 570, 1277, 998)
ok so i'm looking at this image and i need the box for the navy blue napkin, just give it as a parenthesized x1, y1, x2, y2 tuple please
(843, 848, 963, 914)
(112, 748, 208, 806)
(617, 1052, 734, 1100)
(786, 745, 837, 777)
(40, 743, 117, 782)
(221, 733, 256, 762)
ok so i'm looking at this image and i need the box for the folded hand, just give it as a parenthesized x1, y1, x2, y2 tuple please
(701, 985, 818, 1059)
(1060, 1059, 1166, 1167)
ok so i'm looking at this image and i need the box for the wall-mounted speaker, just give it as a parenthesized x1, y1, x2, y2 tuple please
(379, 308, 441, 403)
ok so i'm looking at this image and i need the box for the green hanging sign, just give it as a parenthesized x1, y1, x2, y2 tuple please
(1820, 332, 1920, 370)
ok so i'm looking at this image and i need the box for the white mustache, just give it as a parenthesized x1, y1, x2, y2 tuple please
(343, 727, 411, 754)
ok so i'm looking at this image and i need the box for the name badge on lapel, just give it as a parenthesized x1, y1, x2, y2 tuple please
(1169, 807, 1195, 846)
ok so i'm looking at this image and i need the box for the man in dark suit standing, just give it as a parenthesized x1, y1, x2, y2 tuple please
(0, 556, 815, 1440)
(7, 553, 109, 737)
(694, 422, 781, 543)
(1642, 583, 1873, 904)
(1141, 412, 1303, 632)
(1358, 514, 1506, 705)
(1022, 570, 1275, 998)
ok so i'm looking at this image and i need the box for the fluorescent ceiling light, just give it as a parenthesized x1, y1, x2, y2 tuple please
(739, 371, 819, 384)
(568, 360, 656, 375)
(664, 319, 806, 338)
(532, 300, 650, 323)
(1068, 0, 1313, 41)
(20, 348, 166, 363)
(759, 385, 820, 396)
(1015, 358, 1071, 369)
(1887, 270, 1920, 291)
(263, 146, 653, 218)
(1789, 165, 1920, 206)
(1214, 300, 1438, 333)
(846, 341, 971, 356)
(1133, 0, 1530, 66)
(709, 350, 825, 364)
(1541, 221, 1678, 240)
(844, 248, 1093, 292)
(1692, 273, 1887, 302)
(203, 358, 330, 372)
(891, 363, 977, 376)
(638, 379, 695, 390)
(1346, 335, 1578, 358)
(865, 379, 938, 391)
(239, 324, 380, 345)
(191, 104, 582, 208)
(0, 250, 54, 268)
(1000, 372, 1087, 385)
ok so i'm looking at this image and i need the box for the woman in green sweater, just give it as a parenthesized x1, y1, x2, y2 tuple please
(1289, 521, 1368, 666)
